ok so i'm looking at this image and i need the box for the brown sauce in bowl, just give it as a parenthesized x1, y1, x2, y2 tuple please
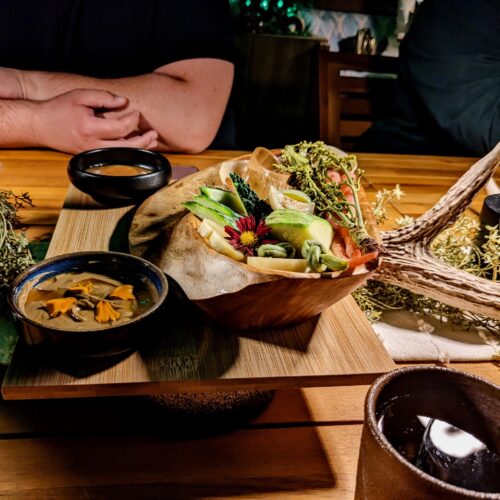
(21, 272, 155, 331)
(86, 165, 150, 176)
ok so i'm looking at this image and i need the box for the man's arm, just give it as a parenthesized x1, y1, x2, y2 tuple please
(0, 90, 158, 153)
(0, 99, 41, 148)
(19, 58, 234, 153)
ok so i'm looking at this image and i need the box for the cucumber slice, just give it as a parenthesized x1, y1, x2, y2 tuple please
(183, 201, 237, 228)
(193, 195, 241, 219)
(200, 186, 246, 215)
(226, 177, 248, 216)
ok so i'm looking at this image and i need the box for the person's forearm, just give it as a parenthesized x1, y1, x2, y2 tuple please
(0, 99, 41, 147)
(0, 91, 158, 154)
(21, 61, 233, 153)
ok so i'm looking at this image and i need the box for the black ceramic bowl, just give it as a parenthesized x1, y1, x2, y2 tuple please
(68, 147, 171, 206)
(8, 251, 169, 357)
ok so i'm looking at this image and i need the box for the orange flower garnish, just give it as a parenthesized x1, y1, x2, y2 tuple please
(68, 281, 93, 294)
(45, 297, 77, 318)
(108, 284, 135, 301)
(95, 301, 121, 323)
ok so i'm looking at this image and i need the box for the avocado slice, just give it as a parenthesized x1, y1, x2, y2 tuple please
(183, 201, 237, 228)
(200, 186, 246, 215)
(265, 209, 333, 251)
(192, 195, 241, 219)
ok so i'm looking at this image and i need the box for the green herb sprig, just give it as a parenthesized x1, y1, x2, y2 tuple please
(353, 278, 500, 337)
(353, 187, 500, 339)
(276, 141, 377, 251)
(0, 190, 35, 292)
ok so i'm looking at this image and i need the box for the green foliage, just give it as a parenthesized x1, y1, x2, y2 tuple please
(353, 277, 499, 337)
(230, 0, 312, 35)
(431, 217, 499, 281)
(0, 190, 36, 365)
(0, 190, 35, 293)
(353, 189, 500, 338)
(229, 173, 272, 221)
(372, 185, 405, 225)
(276, 141, 377, 251)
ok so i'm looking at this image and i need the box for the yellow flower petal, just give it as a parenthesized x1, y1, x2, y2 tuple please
(68, 281, 93, 294)
(45, 297, 77, 318)
(95, 301, 121, 323)
(108, 284, 135, 301)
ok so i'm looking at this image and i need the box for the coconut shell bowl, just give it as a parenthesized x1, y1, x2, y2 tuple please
(128, 148, 381, 331)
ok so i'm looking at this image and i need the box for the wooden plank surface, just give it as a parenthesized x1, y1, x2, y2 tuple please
(0, 363, 497, 498)
(5, 150, 496, 230)
(2, 170, 395, 400)
(1, 363, 496, 436)
(1, 149, 499, 499)
(0, 423, 361, 499)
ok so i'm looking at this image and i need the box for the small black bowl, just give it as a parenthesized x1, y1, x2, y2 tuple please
(8, 251, 169, 357)
(68, 147, 171, 206)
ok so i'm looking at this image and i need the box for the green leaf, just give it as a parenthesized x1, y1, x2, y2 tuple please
(229, 173, 272, 221)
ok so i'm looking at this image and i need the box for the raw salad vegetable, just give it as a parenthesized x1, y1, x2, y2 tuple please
(183, 147, 380, 274)
(277, 141, 382, 257)
(228, 173, 273, 220)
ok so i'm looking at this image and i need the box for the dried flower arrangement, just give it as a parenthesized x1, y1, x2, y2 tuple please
(353, 185, 500, 339)
(0, 190, 36, 364)
(0, 190, 35, 293)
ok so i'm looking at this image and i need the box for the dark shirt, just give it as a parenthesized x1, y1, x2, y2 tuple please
(0, 0, 235, 148)
(0, 0, 233, 78)
(357, 0, 500, 156)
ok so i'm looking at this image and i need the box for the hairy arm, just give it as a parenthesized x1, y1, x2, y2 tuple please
(0, 99, 40, 147)
(0, 90, 158, 153)
(20, 59, 234, 153)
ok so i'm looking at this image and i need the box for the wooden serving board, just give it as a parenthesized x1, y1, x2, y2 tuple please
(2, 180, 395, 400)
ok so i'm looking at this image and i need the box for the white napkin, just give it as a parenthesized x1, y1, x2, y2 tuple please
(372, 310, 499, 362)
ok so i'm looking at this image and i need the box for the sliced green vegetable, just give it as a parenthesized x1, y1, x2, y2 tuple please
(268, 186, 315, 213)
(265, 209, 333, 252)
(282, 189, 312, 203)
(200, 186, 246, 215)
(201, 218, 228, 236)
(257, 242, 295, 258)
(192, 195, 241, 219)
(183, 201, 237, 228)
(300, 240, 349, 272)
(229, 173, 272, 220)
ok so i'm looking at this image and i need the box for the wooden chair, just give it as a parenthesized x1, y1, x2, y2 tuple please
(319, 49, 398, 150)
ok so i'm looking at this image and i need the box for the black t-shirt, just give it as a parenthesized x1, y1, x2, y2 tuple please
(357, 0, 500, 156)
(0, 0, 233, 77)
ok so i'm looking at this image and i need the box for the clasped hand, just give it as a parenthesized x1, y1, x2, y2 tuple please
(35, 90, 158, 153)
(0, 68, 158, 153)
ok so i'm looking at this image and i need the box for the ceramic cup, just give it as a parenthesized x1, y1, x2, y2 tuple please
(355, 366, 500, 499)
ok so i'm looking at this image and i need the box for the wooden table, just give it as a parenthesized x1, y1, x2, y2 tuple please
(0, 149, 498, 498)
